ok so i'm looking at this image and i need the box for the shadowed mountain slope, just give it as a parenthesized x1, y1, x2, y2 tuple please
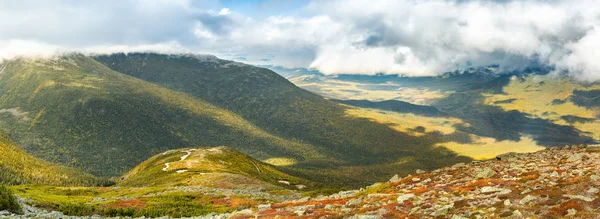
(94, 53, 472, 185)
(0, 55, 323, 177)
(0, 132, 109, 186)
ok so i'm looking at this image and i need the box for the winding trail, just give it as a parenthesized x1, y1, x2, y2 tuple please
(162, 149, 197, 172)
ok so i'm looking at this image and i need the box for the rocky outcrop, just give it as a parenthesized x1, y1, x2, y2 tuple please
(236, 145, 600, 218)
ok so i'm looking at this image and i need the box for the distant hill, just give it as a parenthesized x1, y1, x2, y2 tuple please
(0, 55, 321, 177)
(120, 146, 315, 191)
(0, 132, 109, 186)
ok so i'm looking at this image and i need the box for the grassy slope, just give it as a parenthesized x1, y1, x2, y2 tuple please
(94, 53, 472, 185)
(0, 132, 108, 186)
(119, 146, 316, 190)
(0, 55, 321, 177)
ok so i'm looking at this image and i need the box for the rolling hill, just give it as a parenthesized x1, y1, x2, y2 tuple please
(0, 131, 108, 186)
(119, 146, 315, 191)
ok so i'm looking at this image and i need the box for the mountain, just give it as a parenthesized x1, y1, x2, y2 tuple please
(119, 146, 315, 191)
(93, 53, 472, 185)
(0, 131, 108, 186)
(0, 54, 321, 177)
(261, 65, 324, 79)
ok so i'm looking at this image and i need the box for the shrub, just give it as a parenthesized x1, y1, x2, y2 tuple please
(0, 184, 21, 214)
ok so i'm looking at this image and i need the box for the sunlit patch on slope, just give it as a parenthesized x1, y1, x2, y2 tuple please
(263, 157, 297, 166)
(344, 107, 465, 136)
(436, 135, 545, 160)
(290, 76, 449, 105)
(484, 75, 600, 140)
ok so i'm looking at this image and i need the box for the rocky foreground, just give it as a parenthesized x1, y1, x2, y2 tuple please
(3, 145, 600, 219)
(231, 145, 600, 218)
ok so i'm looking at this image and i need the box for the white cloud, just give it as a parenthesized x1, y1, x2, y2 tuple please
(1, 0, 600, 81)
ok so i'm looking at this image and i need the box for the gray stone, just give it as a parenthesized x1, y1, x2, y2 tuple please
(434, 204, 453, 216)
(257, 204, 271, 211)
(563, 194, 595, 202)
(475, 167, 496, 179)
(346, 198, 362, 207)
(519, 195, 537, 205)
(397, 194, 416, 203)
(389, 174, 400, 182)
(567, 153, 585, 162)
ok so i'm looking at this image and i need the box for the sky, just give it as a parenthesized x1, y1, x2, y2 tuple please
(1, 0, 600, 81)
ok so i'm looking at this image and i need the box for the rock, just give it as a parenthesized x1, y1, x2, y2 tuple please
(563, 194, 595, 202)
(513, 210, 523, 217)
(346, 198, 362, 207)
(295, 210, 305, 216)
(452, 163, 466, 168)
(504, 199, 511, 206)
(435, 204, 453, 216)
(232, 209, 253, 215)
(297, 196, 311, 202)
(567, 153, 585, 162)
(587, 187, 599, 194)
(389, 174, 400, 182)
(591, 175, 600, 181)
(412, 177, 421, 182)
(480, 186, 511, 195)
(567, 208, 577, 216)
(367, 193, 392, 198)
(295, 184, 307, 190)
(397, 194, 416, 203)
(0, 210, 11, 216)
(451, 215, 468, 219)
(377, 208, 389, 216)
(550, 171, 559, 178)
(520, 188, 531, 195)
(496, 152, 519, 161)
(519, 195, 537, 205)
(475, 167, 496, 179)
(257, 204, 271, 211)
(356, 215, 382, 219)
(416, 169, 426, 174)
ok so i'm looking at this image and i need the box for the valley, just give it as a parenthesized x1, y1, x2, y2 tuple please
(0, 54, 598, 218)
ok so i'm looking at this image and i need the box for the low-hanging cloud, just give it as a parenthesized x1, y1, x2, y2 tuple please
(1, 0, 600, 81)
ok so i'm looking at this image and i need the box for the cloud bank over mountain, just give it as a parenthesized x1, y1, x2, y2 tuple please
(1, 0, 600, 80)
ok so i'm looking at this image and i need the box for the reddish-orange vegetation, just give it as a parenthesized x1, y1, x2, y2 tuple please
(210, 197, 230, 205)
(229, 198, 257, 209)
(548, 200, 584, 216)
(108, 198, 146, 210)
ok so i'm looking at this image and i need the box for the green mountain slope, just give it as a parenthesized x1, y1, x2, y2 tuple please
(0, 132, 108, 186)
(94, 53, 471, 185)
(119, 146, 315, 191)
(0, 55, 322, 177)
